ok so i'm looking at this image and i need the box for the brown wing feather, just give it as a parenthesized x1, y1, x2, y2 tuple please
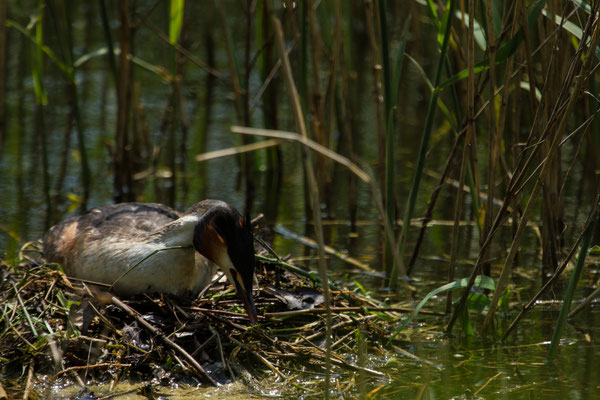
(43, 203, 181, 267)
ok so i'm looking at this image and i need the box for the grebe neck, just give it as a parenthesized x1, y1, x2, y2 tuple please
(150, 215, 201, 247)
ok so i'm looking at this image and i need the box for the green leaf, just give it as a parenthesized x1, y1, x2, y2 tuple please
(459, 302, 474, 336)
(6, 19, 71, 80)
(437, 0, 452, 49)
(353, 280, 367, 296)
(588, 245, 600, 254)
(371, 311, 397, 322)
(455, 10, 487, 51)
(425, 0, 441, 30)
(389, 275, 496, 340)
(490, 0, 502, 36)
(169, 0, 185, 45)
(571, 0, 591, 14)
(465, 292, 490, 312)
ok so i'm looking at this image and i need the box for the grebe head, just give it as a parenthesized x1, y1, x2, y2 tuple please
(189, 200, 258, 324)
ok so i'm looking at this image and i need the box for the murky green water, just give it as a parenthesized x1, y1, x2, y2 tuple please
(2, 2, 600, 399)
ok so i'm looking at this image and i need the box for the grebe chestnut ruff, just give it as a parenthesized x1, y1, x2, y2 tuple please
(43, 200, 258, 324)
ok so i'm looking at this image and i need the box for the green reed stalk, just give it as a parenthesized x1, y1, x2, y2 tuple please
(398, 0, 457, 269)
(547, 196, 599, 362)
(169, 0, 184, 45)
(378, 0, 397, 286)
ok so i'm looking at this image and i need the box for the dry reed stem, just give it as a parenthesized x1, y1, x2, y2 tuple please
(273, 224, 373, 271)
(194, 139, 280, 162)
(231, 126, 371, 183)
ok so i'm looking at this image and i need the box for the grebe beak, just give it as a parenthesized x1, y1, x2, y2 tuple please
(235, 281, 258, 325)
(225, 267, 258, 325)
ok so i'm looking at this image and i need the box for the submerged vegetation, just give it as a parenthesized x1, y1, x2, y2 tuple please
(1, 0, 600, 398)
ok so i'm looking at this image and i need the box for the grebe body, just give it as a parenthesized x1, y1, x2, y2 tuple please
(43, 200, 257, 323)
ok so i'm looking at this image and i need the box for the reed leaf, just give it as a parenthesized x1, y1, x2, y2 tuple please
(7, 19, 70, 80)
(31, 10, 47, 106)
(169, 0, 185, 45)
(455, 10, 487, 50)
(390, 275, 496, 340)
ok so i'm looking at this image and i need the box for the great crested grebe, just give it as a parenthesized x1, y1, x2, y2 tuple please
(43, 200, 258, 324)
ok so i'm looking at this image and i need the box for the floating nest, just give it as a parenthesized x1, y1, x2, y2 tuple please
(0, 240, 427, 398)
